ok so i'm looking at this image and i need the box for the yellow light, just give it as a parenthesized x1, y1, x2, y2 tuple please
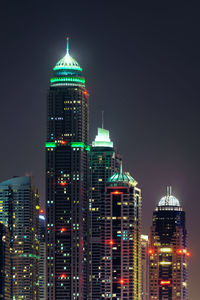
(160, 247, 172, 253)
(159, 261, 172, 265)
(36, 205, 40, 210)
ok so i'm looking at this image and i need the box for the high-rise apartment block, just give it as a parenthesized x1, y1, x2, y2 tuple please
(141, 234, 149, 300)
(89, 127, 121, 299)
(101, 167, 142, 300)
(46, 39, 89, 300)
(149, 187, 189, 300)
(0, 176, 39, 299)
(0, 223, 11, 300)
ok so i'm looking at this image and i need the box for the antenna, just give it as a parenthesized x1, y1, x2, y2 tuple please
(66, 37, 69, 55)
(120, 162, 123, 175)
(102, 111, 104, 129)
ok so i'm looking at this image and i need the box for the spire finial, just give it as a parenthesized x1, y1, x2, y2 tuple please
(66, 37, 69, 55)
(102, 111, 104, 129)
(120, 162, 123, 175)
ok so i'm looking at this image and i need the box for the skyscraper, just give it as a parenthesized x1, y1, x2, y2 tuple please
(0, 223, 11, 300)
(0, 176, 39, 299)
(39, 209, 46, 300)
(149, 187, 190, 300)
(141, 234, 149, 300)
(101, 167, 142, 300)
(89, 127, 121, 299)
(46, 38, 89, 300)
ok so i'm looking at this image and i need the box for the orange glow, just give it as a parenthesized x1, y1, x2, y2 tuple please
(60, 182, 67, 186)
(177, 249, 183, 254)
(40, 209, 44, 214)
(186, 251, 191, 257)
(105, 239, 114, 245)
(61, 228, 67, 233)
(148, 249, 154, 255)
(60, 274, 67, 279)
(120, 279, 124, 284)
(60, 140, 67, 145)
(160, 280, 171, 285)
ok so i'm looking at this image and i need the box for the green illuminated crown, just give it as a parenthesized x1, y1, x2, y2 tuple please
(92, 128, 113, 148)
(108, 164, 138, 187)
(50, 38, 85, 87)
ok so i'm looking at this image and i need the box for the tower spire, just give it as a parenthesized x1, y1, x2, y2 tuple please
(120, 162, 123, 175)
(102, 111, 104, 129)
(66, 36, 69, 55)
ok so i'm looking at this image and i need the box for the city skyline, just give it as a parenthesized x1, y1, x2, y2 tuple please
(0, 1, 199, 299)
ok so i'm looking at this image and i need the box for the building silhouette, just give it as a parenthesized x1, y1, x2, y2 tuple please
(149, 187, 190, 300)
(89, 127, 121, 299)
(46, 38, 89, 300)
(101, 166, 142, 300)
(0, 176, 39, 299)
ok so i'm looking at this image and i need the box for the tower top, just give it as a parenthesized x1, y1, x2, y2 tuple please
(92, 127, 113, 148)
(53, 38, 82, 72)
(158, 186, 180, 207)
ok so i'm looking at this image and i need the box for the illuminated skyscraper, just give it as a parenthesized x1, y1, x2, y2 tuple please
(89, 127, 121, 299)
(101, 167, 142, 300)
(149, 187, 190, 300)
(0, 223, 11, 300)
(0, 176, 39, 299)
(39, 209, 46, 300)
(141, 234, 149, 300)
(46, 39, 89, 300)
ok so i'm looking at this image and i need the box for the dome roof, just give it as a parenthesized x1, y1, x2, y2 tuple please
(108, 165, 138, 187)
(158, 187, 180, 207)
(53, 53, 82, 72)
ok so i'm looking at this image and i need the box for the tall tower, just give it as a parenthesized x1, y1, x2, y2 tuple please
(89, 127, 121, 299)
(141, 234, 149, 300)
(0, 176, 39, 299)
(101, 166, 142, 300)
(0, 223, 11, 300)
(149, 187, 190, 300)
(46, 38, 89, 300)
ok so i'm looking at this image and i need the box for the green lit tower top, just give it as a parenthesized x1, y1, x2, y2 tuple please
(46, 39, 89, 300)
(50, 37, 85, 87)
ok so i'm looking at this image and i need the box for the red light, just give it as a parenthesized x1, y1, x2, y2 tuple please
(160, 280, 171, 285)
(105, 239, 114, 245)
(113, 191, 120, 194)
(60, 228, 66, 233)
(60, 141, 67, 145)
(60, 182, 67, 186)
(148, 249, 154, 255)
(177, 249, 183, 255)
(120, 279, 124, 284)
(40, 209, 44, 214)
(84, 90, 89, 99)
(186, 251, 191, 257)
(60, 274, 67, 279)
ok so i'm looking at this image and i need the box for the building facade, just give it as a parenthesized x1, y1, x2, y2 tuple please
(101, 167, 142, 300)
(149, 187, 189, 300)
(39, 209, 46, 300)
(141, 234, 149, 300)
(46, 39, 89, 300)
(0, 176, 39, 299)
(0, 223, 11, 300)
(89, 127, 121, 299)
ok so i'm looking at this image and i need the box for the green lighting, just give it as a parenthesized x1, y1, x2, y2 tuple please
(53, 65, 82, 71)
(45, 142, 56, 148)
(70, 142, 85, 148)
(19, 254, 40, 260)
(92, 128, 113, 148)
(50, 77, 85, 84)
(85, 145, 91, 151)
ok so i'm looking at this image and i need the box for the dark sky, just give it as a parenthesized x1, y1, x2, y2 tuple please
(0, 1, 200, 298)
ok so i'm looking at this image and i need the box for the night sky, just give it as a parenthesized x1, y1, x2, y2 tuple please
(0, 1, 200, 298)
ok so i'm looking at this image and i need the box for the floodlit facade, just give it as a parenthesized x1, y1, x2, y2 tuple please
(89, 127, 121, 299)
(101, 166, 142, 300)
(141, 234, 149, 300)
(0, 176, 39, 299)
(149, 187, 189, 300)
(46, 38, 89, 300)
